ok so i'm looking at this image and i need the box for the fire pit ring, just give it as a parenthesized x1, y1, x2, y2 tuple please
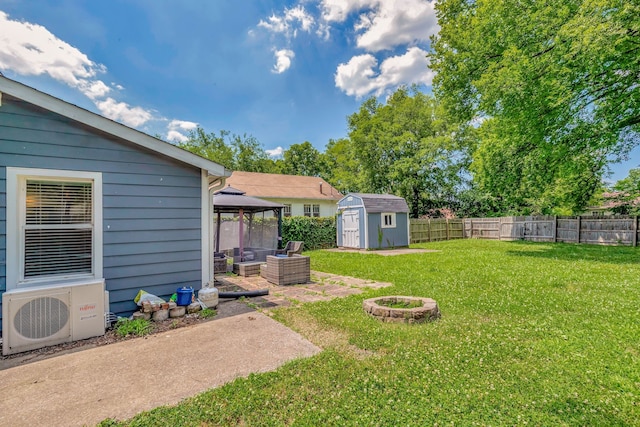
(363, 296, 440, 323)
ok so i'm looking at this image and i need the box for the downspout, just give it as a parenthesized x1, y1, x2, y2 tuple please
(208, 176, 226, 282)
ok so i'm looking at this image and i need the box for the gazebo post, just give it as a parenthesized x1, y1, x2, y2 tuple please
(215, 211, 221, 253)
(277, 208, 283, 249)
(238, 208, 244, 261)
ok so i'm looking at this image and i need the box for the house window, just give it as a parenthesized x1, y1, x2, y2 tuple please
(381, 212, 396, 228)
(283, 204, 292, 217)
(304, 204, 320, 217)
(7, 168, 103, 289)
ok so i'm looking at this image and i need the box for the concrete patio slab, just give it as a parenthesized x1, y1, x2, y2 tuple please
(0, 303, 320, 427)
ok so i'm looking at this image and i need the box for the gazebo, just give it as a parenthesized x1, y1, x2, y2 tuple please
(213, 186, 284, 263)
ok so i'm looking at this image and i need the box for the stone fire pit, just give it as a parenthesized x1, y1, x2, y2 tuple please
(363, 296, 440, 323)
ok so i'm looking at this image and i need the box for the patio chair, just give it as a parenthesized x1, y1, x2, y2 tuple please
(275, 241, 304, 257)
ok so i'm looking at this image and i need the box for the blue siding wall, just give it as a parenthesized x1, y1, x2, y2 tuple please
(0, 96, 204, 323)
(337, 194, 364, 209)
(366, 213, 409, 249)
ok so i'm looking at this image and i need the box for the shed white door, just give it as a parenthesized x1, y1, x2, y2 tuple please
(342, 210, 360, 248)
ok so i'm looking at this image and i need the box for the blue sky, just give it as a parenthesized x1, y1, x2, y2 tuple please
(0, 1, 636, 182)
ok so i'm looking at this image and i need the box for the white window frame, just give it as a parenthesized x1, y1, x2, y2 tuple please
(6, 167, 103, 290)
(312, 204, 320, 218)
(381, 212, 396, 229)
(283, 204, 292, 217)
(303, 204, 311, 217)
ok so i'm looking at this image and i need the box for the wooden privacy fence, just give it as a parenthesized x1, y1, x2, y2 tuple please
(410, 216, 639, 246)
(462, 216, 639, 246)
(410, 219, 464, 243)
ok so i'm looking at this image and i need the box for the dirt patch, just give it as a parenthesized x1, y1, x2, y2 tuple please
(279, 310, 376, 360)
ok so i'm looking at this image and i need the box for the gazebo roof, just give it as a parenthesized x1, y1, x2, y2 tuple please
(213, 185, 284, 213)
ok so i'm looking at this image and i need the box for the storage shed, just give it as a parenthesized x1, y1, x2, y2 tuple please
(336, 193, 410, 249)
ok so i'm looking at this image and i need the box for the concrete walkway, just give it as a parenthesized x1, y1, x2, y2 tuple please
(0, 272, 392, 426)
(0, 303, 320, 427)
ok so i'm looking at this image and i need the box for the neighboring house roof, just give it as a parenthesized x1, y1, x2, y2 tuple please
(344, 193, 409, 213)
(225, 171, 342, 200)
(0, 75, 230, 179)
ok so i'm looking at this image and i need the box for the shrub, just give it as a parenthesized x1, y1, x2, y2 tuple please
(282, 216, 336, 250)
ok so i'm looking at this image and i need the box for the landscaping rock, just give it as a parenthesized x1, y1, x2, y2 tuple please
(187, 302, 201, 314)
(170, 306, 186, 318)
(141, 301, 152, 313)
(132, 312, 146, 320)
(152, 309, 169, 321)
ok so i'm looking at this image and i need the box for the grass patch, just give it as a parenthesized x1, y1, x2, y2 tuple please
(113, 318, 152, 338)
(198, 308, 217, 319)
(100, 240, 640, 426)
(377, 298, 423, 309)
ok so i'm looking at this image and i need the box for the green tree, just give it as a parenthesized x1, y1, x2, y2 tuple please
(178, 127, 235, 169)
(280, 141, 323, 176)
(347, 86, 472, 217)
(179, 127, 277, 173)
(321, 138, 364, 194)
(430, 0, 640, 214)
(228, 133, 277, 173)
(606, 167, 640, 214)
(614, 168, 640, 194)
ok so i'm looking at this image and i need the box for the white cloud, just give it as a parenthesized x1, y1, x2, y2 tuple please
(166, 130, 189, 143)
(273, 49, 295, 74)
(354, 0, 438, 52)
(258, 5, 314, 38)
(320, 0, 377, 23)
(168, 119, 198, 131)
(95, 97, 153, 128)
(266, 146, 284, 157)
(335, 47, 433, 97)
(0, 11, 162, 129)
(166, 120, 198, 142)
(0, 11, 105, 97)
(79, 79, 111, 100)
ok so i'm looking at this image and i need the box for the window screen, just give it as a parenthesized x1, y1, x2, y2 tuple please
(24, 180, 93, 278)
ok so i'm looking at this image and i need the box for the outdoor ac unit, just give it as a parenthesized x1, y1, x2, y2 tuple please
(2, 279, 106, 355)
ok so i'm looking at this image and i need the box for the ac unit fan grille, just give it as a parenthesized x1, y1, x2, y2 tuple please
(14, 296, 69, 339)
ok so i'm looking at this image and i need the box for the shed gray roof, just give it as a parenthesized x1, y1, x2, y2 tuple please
(349, 193, 409, 213)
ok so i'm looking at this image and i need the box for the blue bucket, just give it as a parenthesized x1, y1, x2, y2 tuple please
(176, 287, 193, 306)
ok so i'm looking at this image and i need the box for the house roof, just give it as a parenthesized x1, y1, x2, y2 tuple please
(213, 186, 284, 213)
(344, 193, 409, 213)
(0, 75, 231, 179)
(225, 171, 343, 201)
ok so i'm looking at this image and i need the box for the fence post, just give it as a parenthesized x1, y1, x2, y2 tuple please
(553, 215, 557, 242)
(576, 215, 581, 244)
(446, 219, 450, 241)
(428, 219, 431, 242)
(633, 216, 638, 247)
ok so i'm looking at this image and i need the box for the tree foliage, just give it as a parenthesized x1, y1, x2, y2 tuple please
(321, 138, 364, 194)
(347, 87, 473, 217)
(178, 127, 277, 173)
(279, 141, 323, 176)
(430, 0, 640, 214)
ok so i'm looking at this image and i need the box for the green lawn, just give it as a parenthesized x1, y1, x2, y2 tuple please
(101, 240, 640, 426)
